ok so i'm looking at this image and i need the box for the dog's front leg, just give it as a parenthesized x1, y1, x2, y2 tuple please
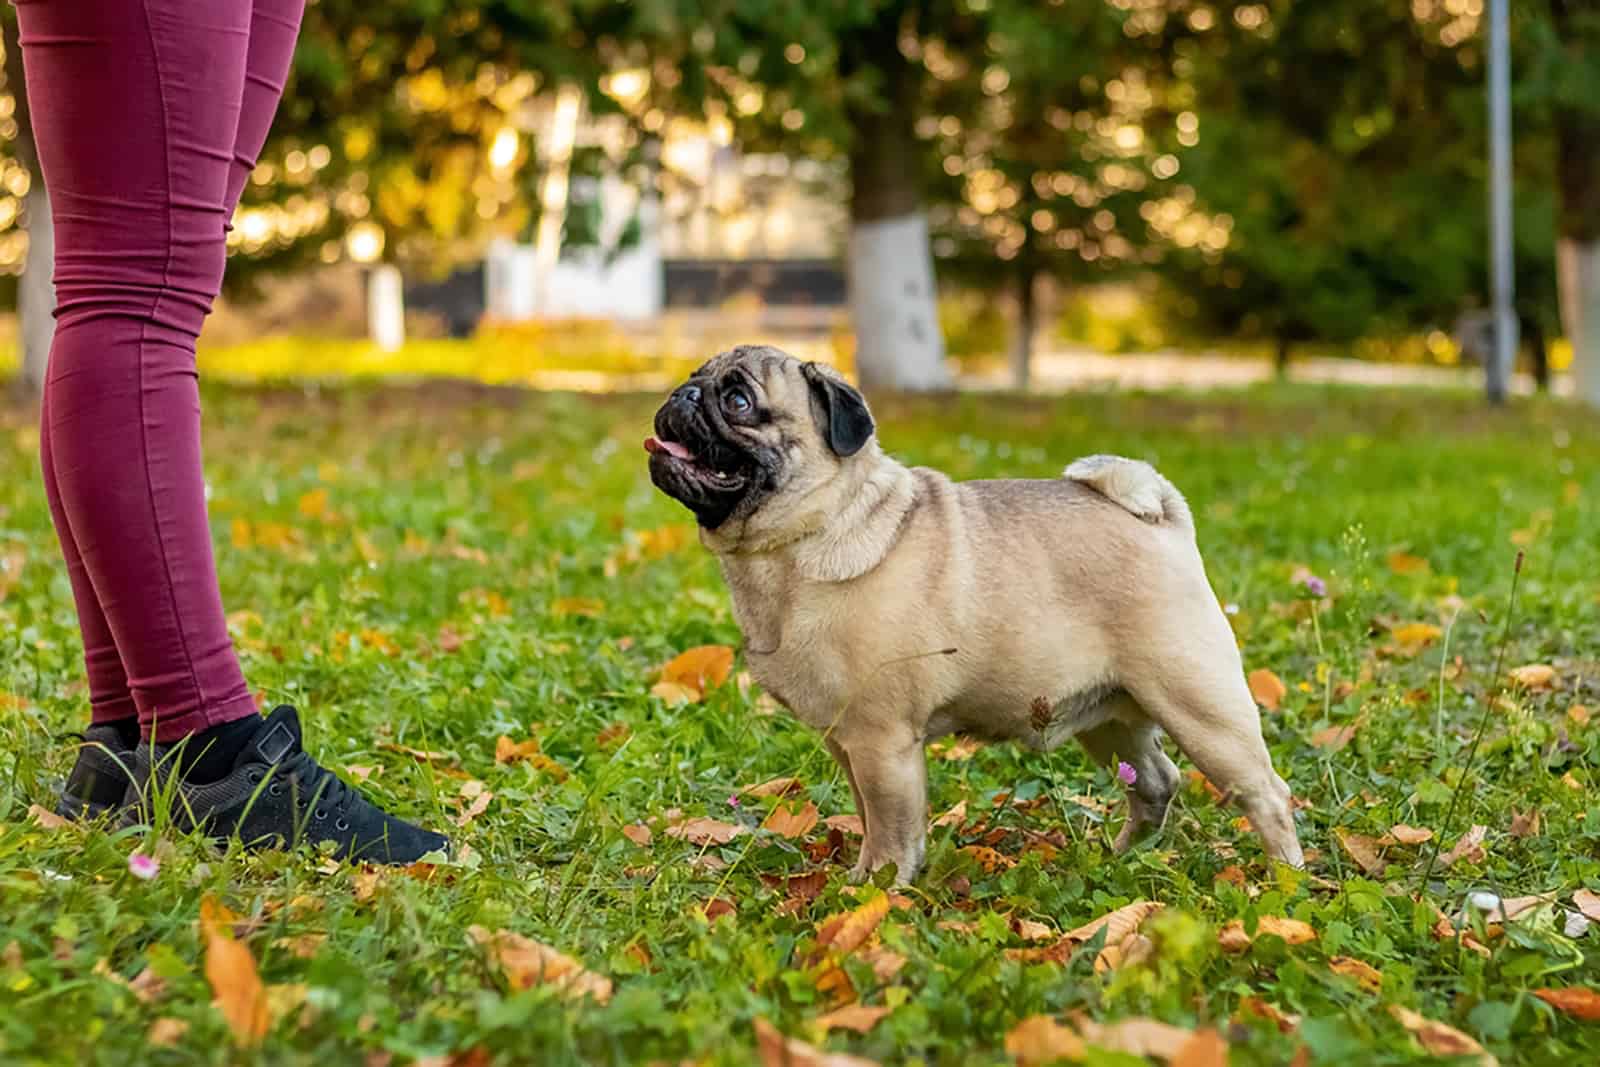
(842, 731, 928, 884)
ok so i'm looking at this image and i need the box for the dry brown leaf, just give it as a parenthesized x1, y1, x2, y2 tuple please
(1328, 956, 1383, 992)
(467, 925, 612, 1003)
(1077, 1017, 1194, 1059)
(1533, 987, 1600, 1022)
(753, 1018, 880, 1067)
(27, 804, 70, 831)
(814, 1004, 891, 1035)
(1235, 997, 1301, 1033)
(960, 845, 1016, 873)
(1509, 810, 1542, 838)
(377, 742, 454, 765)
(1336, 830, 1387, 877)
(147, 1018, 189, 1047)
(595, 722, 630, 747)
(1573, 889, 1600, 922)
(493, 735, 568, 780)
(621, 823, 652, 847)
(274, 934, 326, 960)
(199, 896, 270, 1046)
(454, 787, 493, 829)
(1440, 825, 1488, 867)
(1310, 722, 1359, 751)
(1385, 824, 1433, 846)
(1215, 866, 1247, 887)
(664, 816, 745, 846)
(1063, 900, 1164, 948)
(1389, 1005, 1496, 1064)
(700, 898, 737, 922)
(823, 814, 865, 836)
(1013, 917, 1055, 942)
(1005, 1015, 1086, 1066)
(1095, 932, 1155, 974)
(1247, 669, 1287, 711)
(1171, 1027, 1230, 1067)
(811, 894, 891, 963)
(649, 680, 701, 704)
(763, 801, 820, 839)
(932, 799, 969, 829)
(858, 945, 907, 982)
(345, 764, 376, 784)
(659, 645, 735, 699)
(1509, 664, 1558, 691)
(1571, 704, 1592, 726)
(1257, 916, 1317, 944)
(1391, 622, 1443, 654)
(934, 736, 984, 761)
(743, 776, 803, 798)
(1218, 921, 1253, 954)
(1387, 550, 1431, 575)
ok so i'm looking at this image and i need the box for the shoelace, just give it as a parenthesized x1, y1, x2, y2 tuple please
(271, 751, 362, 828)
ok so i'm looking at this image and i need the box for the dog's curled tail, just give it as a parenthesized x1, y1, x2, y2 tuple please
(1063, 454, 1193, 534)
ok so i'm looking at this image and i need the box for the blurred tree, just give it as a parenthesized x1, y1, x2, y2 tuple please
(921, 0, 1172, 387)
(1141, 1, 1493, 376)
(1525, 0, 1600, 405)
(622, 0, 963, 390)
(1, 10, 53, 397)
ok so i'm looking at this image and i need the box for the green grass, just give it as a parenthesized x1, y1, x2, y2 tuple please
(1, 381, 1597, 1066)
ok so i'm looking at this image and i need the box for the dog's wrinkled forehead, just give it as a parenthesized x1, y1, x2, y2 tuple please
(692, 344, 798, 389)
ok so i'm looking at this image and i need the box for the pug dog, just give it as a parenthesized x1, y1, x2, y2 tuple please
(646, 344, 1304, 882)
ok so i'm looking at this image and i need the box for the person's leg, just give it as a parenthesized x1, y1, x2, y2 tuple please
(38, 387, 138, 740)
(226, 0, 306, 220)
(18, 0, 256, 744)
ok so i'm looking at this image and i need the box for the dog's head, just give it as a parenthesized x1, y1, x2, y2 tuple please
(645, 344, 875, 530)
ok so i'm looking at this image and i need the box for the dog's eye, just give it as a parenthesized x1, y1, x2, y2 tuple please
(722, 388, 752, 416)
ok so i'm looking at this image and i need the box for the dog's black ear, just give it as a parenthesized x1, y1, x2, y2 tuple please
(802, 363, 874, 457)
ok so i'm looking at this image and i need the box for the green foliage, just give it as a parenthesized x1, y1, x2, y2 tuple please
(2, 381, 1599, 1063)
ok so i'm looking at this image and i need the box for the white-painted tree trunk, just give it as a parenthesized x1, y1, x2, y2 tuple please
(367, 263, 405, 352)
(1558, 237, 1600, 408)
(18, 181, 55, 393)
(847, 212, 949, 392)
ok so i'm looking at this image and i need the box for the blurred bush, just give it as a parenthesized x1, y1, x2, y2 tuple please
(938, 291, 1010, 370)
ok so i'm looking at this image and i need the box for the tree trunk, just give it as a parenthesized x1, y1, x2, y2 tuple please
(1553, 6, 1600, 407)
(1273, 335, 1291, 380)
(1559, 238, 1600, 407)
(841, 4, 948, 392)
(1523, 314, 1548, 392)
(4, 13, 54, 395)
(1010, 263, 1036, 391)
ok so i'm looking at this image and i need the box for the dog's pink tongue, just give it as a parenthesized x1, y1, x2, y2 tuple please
(644, 436, 692, 460)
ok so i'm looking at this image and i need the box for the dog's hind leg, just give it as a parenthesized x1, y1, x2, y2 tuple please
(1124, 643, 1304, 867)
(1076, 696, 1181, 852)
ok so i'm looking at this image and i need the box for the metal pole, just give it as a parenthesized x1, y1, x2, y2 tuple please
(1486, 0, 1516, 404)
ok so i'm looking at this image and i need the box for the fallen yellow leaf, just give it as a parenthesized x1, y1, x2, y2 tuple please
(1440, 825, 1488, 867)
(147, 1018, 189, 1047)
(754, 1018, 880, 1067)
(743, 776, 803, 798)
(1171, 1027, 1230, 1067)
(1336, 829, 1386, 877)
(551, 597, 605, 618)
(27, 804, 70, 831)
(1389, 1005, 1496, 1065)
(1390, 622, 1443, 655)
(814, 1003, 891, 1034)
(1384, 824, 1433, 846)
(1533, 987, 1600, 1022)
(1386, 550, 1431, 575)
(763, 800, 820, 839)
(1247, 668, 1287, 711)
(664, 816, 745, 846)
(1327, 955, 1383, 992)
(1573, 888, 1600, 922)
(1508, 664, 1558, 691)
(1005, 1015, 1086, 1066)
(1077, 1017, 1194, 1059)
(659, 645, 735, 699)
(199, 896, 269, 1046)
(809, 894, 891, 965)
(493, 735, 568, 780)
(467, 925, 612, 1003)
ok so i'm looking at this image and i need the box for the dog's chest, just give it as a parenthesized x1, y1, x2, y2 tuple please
(723, 567, 855, 729)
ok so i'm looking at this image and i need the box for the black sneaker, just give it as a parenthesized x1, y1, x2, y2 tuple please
(57, 723, 136, 821)
(122, 705, 449, 865)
